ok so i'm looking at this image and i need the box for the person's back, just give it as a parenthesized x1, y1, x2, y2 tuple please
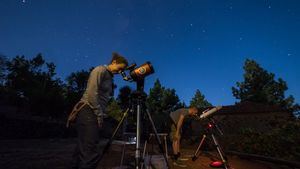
(169, 108, 189, 125)
(81, 65, 114, 116)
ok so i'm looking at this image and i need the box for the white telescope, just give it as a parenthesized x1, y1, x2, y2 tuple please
(197, 106, 222, 119)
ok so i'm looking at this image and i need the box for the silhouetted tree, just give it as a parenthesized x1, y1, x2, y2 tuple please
(65, 69, 91, 112)
(106, 97, 122, 121)
(5, 54, 65, 118)
(190, 89, 212, 109)
(0, 54, 8, 104)
(66, 69, 91, 94)
(0, 54, 7, 86)
(146, 79, 183, 132)
(232, 59, 299, 116)
(146, 79, 164, 115)
(117, 85, 132, 110)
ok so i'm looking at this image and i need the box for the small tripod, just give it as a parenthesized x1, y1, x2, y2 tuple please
(192, 116, 230, 169)
(98, 79, 169, 169)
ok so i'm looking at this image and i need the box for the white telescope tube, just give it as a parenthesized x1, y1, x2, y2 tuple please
(199, 106, 222, 119)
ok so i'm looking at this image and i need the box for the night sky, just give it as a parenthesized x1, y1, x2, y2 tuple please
(1, 0, 299, 106)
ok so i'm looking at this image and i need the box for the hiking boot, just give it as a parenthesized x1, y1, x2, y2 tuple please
(178, 157, 189, 161)
(173, 160, 187, 168)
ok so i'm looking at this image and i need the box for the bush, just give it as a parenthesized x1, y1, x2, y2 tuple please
(227, 120, 300, 161)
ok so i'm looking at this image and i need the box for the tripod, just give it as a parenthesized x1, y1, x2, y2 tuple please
(192, 117, 230, 169)
(98, 79, 169, 169)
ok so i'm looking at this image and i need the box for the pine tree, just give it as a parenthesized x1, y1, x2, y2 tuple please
(190, 89, 212, 109)
(232, 59, 299, 114)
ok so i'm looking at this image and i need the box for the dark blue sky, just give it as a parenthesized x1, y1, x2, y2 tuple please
(1, 0, 299, 106)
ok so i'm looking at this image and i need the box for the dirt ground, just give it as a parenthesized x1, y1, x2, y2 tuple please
(0, 138, 290, 169)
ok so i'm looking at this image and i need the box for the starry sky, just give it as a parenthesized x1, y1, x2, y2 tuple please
(0, 0, 299, 106)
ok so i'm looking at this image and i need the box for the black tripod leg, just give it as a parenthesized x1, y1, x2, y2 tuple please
(145, 109, 170, 169)
(211, 133, 229, 169)
(192, 134, 207, 161)
(98, 108, 129, 163)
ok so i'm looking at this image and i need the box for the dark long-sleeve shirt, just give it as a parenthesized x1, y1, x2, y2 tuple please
(81, 65, 114, 117)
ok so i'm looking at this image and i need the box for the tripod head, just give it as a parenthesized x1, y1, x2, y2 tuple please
(206, 117, 224, 136)
(192, 106, 224, 136)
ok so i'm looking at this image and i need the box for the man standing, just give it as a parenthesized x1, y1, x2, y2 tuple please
(169, 106, 198, 167)
(69, 53, 128, 169)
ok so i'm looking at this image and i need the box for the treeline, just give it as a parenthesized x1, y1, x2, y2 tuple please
(0, 54, 89, 119)
(0, 54, 214, 121)
(1, 53, 300, 160)
(0, 54, 299, 120)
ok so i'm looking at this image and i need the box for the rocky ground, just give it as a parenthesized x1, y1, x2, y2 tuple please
(0, 138, 289, 169)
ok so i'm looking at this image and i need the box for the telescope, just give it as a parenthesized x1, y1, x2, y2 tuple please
(112, 61, 169, 168)
(194, 106, 222, 120)
(191, 105, 230, 168)
(120, 62, 154, 82)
